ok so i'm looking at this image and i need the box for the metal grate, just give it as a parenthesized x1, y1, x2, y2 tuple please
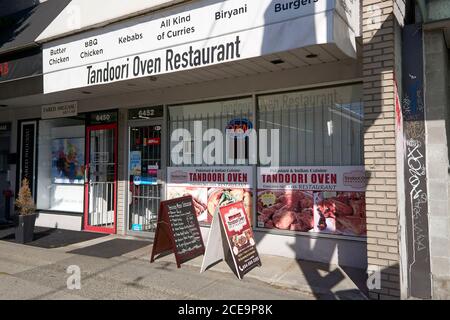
(258, 93, 364, 166)
(169, 106, 254, 166)
(88, 128, 115, 229)
(129, 125, 162, 232)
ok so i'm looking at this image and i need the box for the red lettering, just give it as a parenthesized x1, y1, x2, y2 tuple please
(318, 174, 324, 184)
(331, 174, 337, 184)
(291, 174, 296, 184)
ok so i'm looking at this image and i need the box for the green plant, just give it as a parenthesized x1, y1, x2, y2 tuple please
(16, 178, 35, 215)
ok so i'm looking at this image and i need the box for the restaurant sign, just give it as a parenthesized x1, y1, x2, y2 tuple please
(43, 0, 359, 93)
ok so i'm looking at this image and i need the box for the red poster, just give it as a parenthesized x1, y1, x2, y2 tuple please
(219, 201, 261, 278)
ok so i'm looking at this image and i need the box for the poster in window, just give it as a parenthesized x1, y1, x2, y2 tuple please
(167, 166, 253, 225)
(130, 151, 142, 176)
(51, 138, 85, 184)
(257, 166, 367, 237)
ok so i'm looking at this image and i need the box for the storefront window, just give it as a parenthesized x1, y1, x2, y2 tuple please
(169, 97, 253, 166)
(256, 84, 366, 238)
(36, 117, 86, 213)
(167, 98, 254, 226)
(258, 84, 363, 166)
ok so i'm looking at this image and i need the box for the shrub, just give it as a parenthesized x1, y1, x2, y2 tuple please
(16, 178, 35, 215)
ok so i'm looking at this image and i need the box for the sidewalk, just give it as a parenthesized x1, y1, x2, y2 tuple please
(57, 231, 369, 300)
(0, 227, 368, 300)
(124, 238, 369, 300)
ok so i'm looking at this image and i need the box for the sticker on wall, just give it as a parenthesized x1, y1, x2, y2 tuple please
(226, 118, 253, 139)
(133, 175, 141, 186)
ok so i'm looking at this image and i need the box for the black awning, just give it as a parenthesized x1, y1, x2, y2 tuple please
(0, 47, 41, 83)
(0, 0, 71, 56)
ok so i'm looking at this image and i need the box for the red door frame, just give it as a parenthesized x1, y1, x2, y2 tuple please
(84, 123, 118, 234)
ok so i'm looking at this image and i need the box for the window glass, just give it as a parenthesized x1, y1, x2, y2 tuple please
(257, 84, 363, 166)
(169, 97, 253, 166)
(36, 117, 85, 212)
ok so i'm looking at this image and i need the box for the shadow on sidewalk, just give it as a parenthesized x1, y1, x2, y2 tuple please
(0, 226, 107, 248)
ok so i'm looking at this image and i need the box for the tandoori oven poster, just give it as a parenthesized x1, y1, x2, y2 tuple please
(167, 166, 253, 225)
(257, 166, 367, 237)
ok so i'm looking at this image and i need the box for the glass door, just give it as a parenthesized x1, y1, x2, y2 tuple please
(84, 123, 117, 233)
(128, 123, 162, 233)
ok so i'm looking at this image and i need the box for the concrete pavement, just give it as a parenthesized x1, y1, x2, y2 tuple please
(0, 232, 368, 300)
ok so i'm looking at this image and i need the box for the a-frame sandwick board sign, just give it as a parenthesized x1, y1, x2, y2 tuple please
(200, 201, 261, 279)
(150, 195, 205, 268)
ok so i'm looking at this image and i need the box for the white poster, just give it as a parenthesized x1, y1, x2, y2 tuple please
(167, 166, 253, 224)
(257, 166, 367, 237)
(50, 184, 84, 212)
(43, 0, 359, 93)
(257, 166, 366, 192)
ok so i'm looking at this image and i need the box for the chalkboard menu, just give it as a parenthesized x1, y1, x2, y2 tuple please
(150, 195, 205, 267)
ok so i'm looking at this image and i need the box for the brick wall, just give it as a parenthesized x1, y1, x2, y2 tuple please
(116, 109, 127, 235)
(362, 0, 402, 299)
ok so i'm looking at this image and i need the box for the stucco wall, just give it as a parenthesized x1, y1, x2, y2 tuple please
(424, 29, 450, 299)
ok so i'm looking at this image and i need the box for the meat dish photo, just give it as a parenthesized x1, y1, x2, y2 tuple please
(257, 190, 314, 232)
(315, 192, 366, 236)
(207, 188, 253, 225)
(167, 186, 208, 222)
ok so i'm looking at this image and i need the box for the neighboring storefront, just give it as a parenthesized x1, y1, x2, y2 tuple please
(398, 0, 450, 300)
(0, 0, 71, 224)
(0, 0, 417, 300)
(18, 105, 120, 233)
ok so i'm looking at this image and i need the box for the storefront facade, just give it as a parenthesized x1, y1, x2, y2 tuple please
(0, 0, 71, 223)
(0, 0, 416, 300)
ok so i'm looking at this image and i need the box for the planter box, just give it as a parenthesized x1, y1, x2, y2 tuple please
(14, 213, 37, 244)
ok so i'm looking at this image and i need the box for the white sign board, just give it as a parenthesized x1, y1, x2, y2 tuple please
(200, 208, 227, 273)
(257, 166, 366, 192)
(41, 101, 78, 119)
(167, 166, 253, 188)
(43, 0, 359, 93)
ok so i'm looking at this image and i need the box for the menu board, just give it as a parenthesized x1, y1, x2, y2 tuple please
(150, 195, 205, 267)
(219, 202, 261, 279)
(201, 201, 261, 279)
